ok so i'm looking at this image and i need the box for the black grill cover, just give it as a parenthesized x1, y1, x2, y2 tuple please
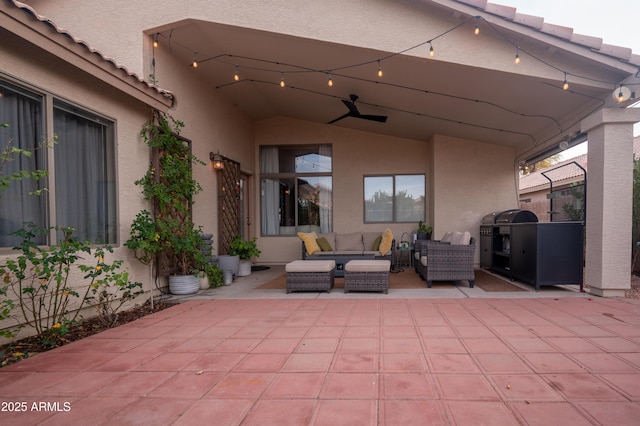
(495, 209, 538, 224)
(481, 211, 502, 225)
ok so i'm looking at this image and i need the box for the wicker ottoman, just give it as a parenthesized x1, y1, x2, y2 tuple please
(285, 260, 336, 293)
(344, 260, 391, 294)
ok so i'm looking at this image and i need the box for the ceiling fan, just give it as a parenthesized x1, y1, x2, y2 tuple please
(327, 94, 388, 124)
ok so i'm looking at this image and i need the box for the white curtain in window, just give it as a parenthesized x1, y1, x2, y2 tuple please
(318, 145, 332, 233)
(54, 108, 115, 243)
(0, 89, 46, 247)
(260, 147, 279, 235)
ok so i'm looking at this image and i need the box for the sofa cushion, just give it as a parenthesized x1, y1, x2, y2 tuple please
(335, 232, 364, 251)
(451, 231, 471, 245)
(316, 237, 333, 251)
(362, 232, 381, 251)
(317, 232, 336, 251)
(441, 232, 453, 243)
(379, 228, 394, 256)
(297, 231, 320, 254)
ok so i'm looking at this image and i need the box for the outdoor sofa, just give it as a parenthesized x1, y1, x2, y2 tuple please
(299, 229, 395, 277)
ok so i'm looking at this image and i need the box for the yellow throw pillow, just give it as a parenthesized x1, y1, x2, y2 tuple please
(297, 232, 320, 254)
(379, 228, 393, 256)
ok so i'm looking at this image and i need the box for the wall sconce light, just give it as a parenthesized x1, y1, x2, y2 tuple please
(210, 152, 225, 170)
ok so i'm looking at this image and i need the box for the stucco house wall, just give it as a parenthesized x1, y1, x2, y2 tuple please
(431, 134, 517, 250)
(0, 23, 162, 337)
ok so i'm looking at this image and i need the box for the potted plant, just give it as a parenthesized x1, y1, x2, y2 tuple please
(229, 235, 261, 277)
(125, 111, 205, 295)
(416, 221, 433, 240)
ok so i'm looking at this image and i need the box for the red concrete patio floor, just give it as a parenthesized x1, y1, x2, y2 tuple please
(1, 297, 640, 425)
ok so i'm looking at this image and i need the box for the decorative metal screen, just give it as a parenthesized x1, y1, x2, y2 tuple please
(218, 157, 241, 254)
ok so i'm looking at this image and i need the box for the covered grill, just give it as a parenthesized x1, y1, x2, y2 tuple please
(480, 209, 583, 291)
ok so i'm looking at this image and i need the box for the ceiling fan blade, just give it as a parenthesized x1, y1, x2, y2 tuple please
(342, 99, 360, 115)
(326, 112, 352, 124)
(359, 114, 388, 123)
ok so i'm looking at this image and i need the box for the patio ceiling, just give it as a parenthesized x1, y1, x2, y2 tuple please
(151, 5, 637, 158)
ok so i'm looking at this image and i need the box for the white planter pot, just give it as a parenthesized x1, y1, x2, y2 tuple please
(237, 260, 252, 277)
(199, 276, 209, 290)
(168, 274, 200, 295)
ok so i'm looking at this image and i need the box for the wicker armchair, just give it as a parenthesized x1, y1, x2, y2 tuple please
(415, 238, 476, 288)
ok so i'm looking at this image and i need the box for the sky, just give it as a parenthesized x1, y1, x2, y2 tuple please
(500, 0, 640, 159)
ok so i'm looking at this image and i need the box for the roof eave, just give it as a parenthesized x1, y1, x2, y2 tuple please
(2, 1, 174, 110)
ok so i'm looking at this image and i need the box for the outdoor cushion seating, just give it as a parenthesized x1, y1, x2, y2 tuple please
(415, 232, 475, 288)
(344, 259, 391, 294)
(285, 260, 336, 293)
(299, 230, 395, 277)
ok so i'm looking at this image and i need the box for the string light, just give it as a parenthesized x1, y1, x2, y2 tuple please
(617, 85, 625, 103)
(160, 14, 634, 109)
(327, 71, 333, 87)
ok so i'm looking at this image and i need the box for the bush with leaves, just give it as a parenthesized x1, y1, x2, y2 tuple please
(80, 246, 144, 327)
(0, 224, 92, 346)
(0, 224, 144, 346)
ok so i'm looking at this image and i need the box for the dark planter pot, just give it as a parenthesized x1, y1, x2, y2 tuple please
(416, 232, 432, 240)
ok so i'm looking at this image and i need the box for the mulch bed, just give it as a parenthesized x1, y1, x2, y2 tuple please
(0, 301, 175, 368)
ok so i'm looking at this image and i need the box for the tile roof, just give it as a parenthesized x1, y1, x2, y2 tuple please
(5, 0, 174, 104)
(520, 136, 640, 191)
(453, 0, 639, 66)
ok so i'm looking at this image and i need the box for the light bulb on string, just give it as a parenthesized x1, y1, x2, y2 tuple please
(562, 73, 569, 91)
(617, 86, 624, 103)
(233, 65, 240, 81)
(514, 48, 520, 64)
(153, 33, 159, 48)
(327, 72, 334, 87)
(377, 60, 383, 78)
(429, 42, 435, 57)
(474, 19, 480, 35)
(191, 51, 198, 68)
(279, 72, 285, 88)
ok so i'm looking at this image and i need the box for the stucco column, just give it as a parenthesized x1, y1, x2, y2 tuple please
(581, 108, 640, 297)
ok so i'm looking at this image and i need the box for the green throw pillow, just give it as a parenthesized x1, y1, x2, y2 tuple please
(316, 237, 333, 251)
(372, 235, 382, 251)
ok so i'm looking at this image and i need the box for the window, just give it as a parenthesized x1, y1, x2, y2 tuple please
(0, 79, 117, 247)
(260, 145, 332, 236)
(364, 174, 425, 223)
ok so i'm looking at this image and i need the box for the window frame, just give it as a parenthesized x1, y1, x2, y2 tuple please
(0, 76, 118, 249)
(259, 144, 333, 236)
(363, 173, 426, 224)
